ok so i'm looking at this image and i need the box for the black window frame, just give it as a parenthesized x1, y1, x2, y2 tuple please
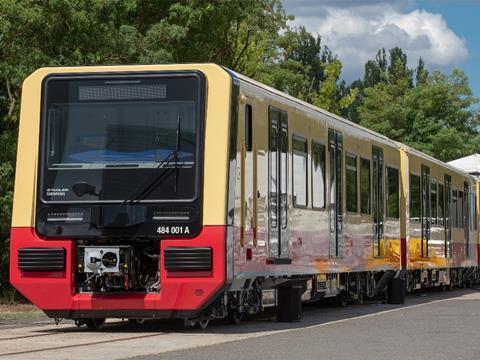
(360, 157, 371, 215)
(410, 173, 421, 222)
(346, 152, 358, 214)
(386, 166, 399, 219)
(430, 180, 437, 225)
(38, 71, 206, 205)
(245, 104, 253, 152)
(459, 190, 464, 229)
(311, 140, 326, 210)
(438, 183, 445, 226)
(292, 134, 308, 208)
(452, 189, 458, 228)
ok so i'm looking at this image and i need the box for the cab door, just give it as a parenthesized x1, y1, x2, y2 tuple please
(268, 107, 289, 261)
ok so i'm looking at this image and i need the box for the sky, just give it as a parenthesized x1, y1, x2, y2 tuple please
(282, 0, 480, 101)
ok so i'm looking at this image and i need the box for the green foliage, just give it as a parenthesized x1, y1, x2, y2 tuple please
(0, 1, 478, 299)
(0, 0, 352, 298)
(358, 51, 479, 162)
(313, 60, 358, 114)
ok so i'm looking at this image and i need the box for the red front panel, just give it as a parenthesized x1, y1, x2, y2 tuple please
(9, 226, 226, 314)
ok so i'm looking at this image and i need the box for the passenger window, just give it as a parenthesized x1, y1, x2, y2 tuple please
(438, 183, 444, 226)
(346, 154, 358, 213)
(470, 193, 475, 231)
(430, 181, 437, 225)
(245, 104, 253, 151)
(473, 195, 477, 230)
(387, 167, 399, 219)
(410, 174, 420, 221)
(311, 141, 326, 209)
(293, 136, 307, 207)
(452, 190, 457, 228)
(360, 158, 371, 214)
(459, 191, 464, 228)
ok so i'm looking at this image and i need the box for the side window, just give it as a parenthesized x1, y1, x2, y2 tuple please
(311, 141, 326, 209)
(346, 154, 358, 213)
(430, 181, 437, 225)
(452, 190, 457, 228)
(459, 191, 464, 228)
(438, 183, 444, 226)
(360, 158, 371, 214)
(470, 192, 475, 231)
(245, 104, 253, 151)
(293, 136, 307, 207)
(410, 174, 421, 221)
(387, 167, 399, 219)
(473, 195, 477, 230)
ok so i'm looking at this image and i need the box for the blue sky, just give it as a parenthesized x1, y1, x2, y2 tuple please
(283, 0, 480, 102)
(419, 1, 480, 101)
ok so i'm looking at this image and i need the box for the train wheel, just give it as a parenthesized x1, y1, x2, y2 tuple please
(196, 319, 210, 330)
(84, 318, 106, 331)
(128, 318, 145, 325)
(228, 310, 244, 324)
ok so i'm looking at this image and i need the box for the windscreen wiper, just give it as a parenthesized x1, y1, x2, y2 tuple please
(123, 152, 176, 204)
(124, 116, 182, 204)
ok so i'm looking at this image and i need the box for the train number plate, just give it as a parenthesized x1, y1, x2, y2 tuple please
(156, 226, 190, 235)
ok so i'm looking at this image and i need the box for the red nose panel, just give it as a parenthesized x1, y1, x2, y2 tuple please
(9, 226, 226, 315)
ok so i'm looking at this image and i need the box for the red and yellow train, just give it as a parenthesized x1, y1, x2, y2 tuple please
(10, 64, 479, 329)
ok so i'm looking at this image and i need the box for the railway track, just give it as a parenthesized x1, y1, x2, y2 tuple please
(0, 332, 167, 357)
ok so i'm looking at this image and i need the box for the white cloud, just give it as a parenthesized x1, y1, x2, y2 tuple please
(284, 1, 469, 81)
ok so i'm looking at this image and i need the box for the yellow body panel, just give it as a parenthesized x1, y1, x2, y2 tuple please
(12, 64, 232, 227)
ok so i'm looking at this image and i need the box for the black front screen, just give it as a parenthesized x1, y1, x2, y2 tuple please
(37, 72, 204, 238)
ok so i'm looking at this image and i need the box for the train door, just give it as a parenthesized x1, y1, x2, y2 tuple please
(372, 146, 384, 256)
(444, 175, 452, 257)
(329, 129, 343, 257)
(240, 104, 256, 247)
(421, 165, 430, 257)
(464, 181, 469, 256)
(268, 107, 289, 260)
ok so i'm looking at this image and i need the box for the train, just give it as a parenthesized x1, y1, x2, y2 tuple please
(9, 63, 480, 329)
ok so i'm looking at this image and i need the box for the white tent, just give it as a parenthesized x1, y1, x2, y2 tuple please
(448, 154, 480, 177)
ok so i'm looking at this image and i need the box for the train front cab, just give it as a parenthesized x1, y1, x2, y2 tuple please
(9, 64, 236, 320)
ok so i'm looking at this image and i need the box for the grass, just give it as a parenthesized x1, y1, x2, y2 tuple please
(0, 303, 46, 320)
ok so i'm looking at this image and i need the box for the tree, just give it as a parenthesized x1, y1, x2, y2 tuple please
(0, 0, 292, 298)
(313, 60, 358, 114)
(0, 0, 352, 299)
(359, 67, 479, 162)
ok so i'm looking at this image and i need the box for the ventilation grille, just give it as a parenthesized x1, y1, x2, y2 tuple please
(18, 248, 65, 272)
(164, 247, 212, 272)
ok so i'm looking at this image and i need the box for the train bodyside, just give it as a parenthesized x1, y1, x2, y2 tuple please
(230, 74, 404, 300)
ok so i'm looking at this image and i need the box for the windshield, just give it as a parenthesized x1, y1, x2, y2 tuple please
(40, 74, 202, 203)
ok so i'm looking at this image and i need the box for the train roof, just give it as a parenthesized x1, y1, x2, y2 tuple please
(231, 69, 399, 149)
(230, 69, 476, 182)
(400, 143, 477, 181)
